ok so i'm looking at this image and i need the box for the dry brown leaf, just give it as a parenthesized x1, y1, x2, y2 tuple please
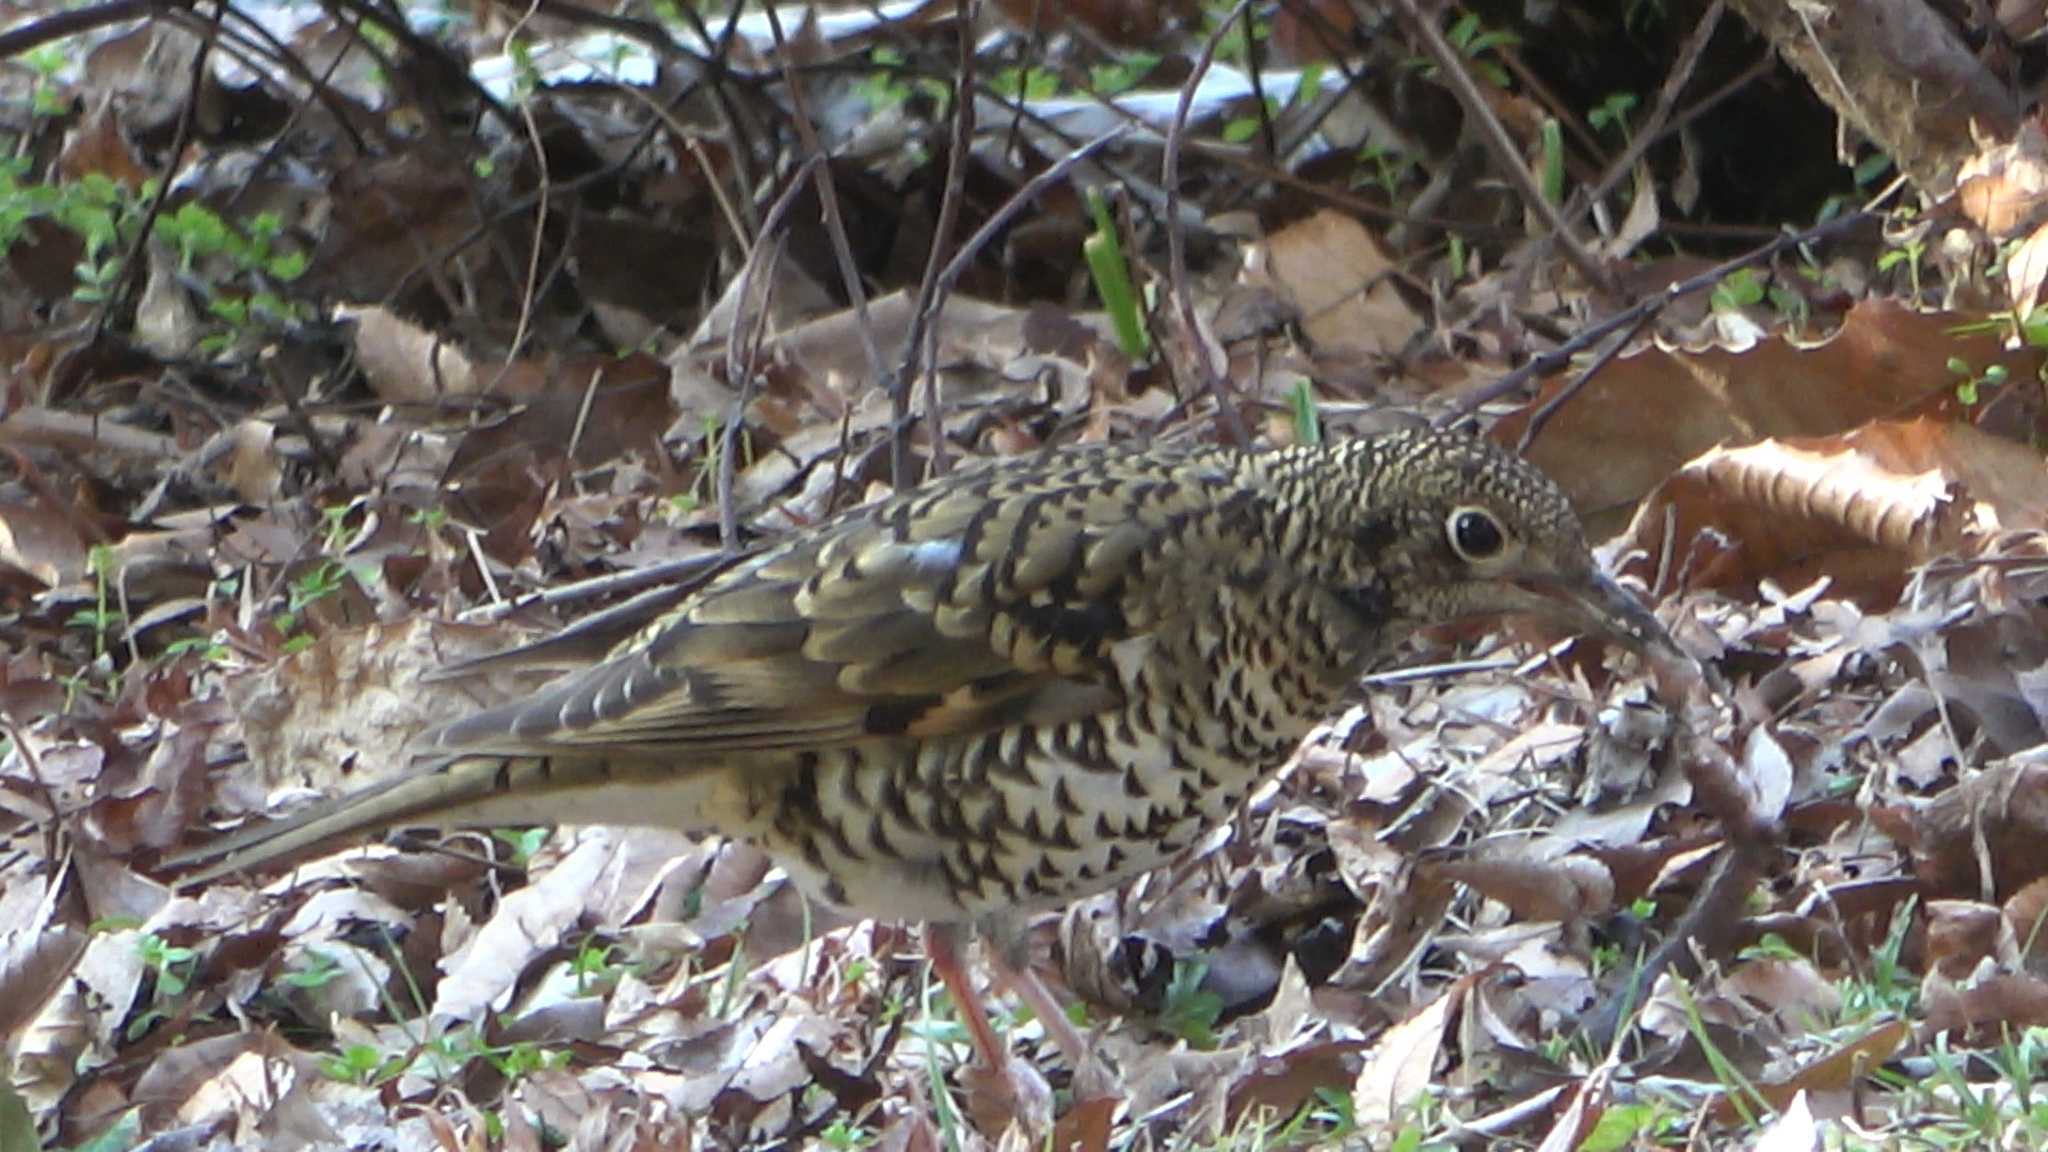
(1427, 850, 1615, 923)
(1923, 970, 2048, 1041)
(1925, 899, 2009, 979)
(435, 832, 620, 1023)
(0, 499, 89, 588)
(340, 303, 483, 402)
(1248, 210, 1421, 357)
(1621, 417, 2048, 598)
(1876, 759, 2048, 901)
(1956, 115, 2048, 238)
(1351, 976, 1465, 1129)
(1507, 300, 2047, 533)
(2005, 877, 2048, 976)
(220, 618, 526, 804)
(2007, 221, 2048, 322)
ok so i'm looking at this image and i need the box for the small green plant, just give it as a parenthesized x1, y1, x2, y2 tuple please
(316, 503, 357, 553)
(67, 544, 122, 660)
(992, 65, 1059, 102)
(855, 45, 951, 113)
(1947, 356, 2008, 406)
(819, 1117, 874, 1150)
(1710, 266, 1766, 313)
(127, 932, 199, 1039)
(1587, 91, 1638, 140)
(407, 504, 449, 533)
(1274, 1085, 1357, 1145)
(271, 560, 364, 655)
(494, 826, 550, 865)
(1090, 52, 1159, 95)
(1577, 1099, 1683, 1152)
(1737, 932, 1803, 964)
(1431, 13, 1519, 88)
(1083, 191, 1149, 358)
(1222, 109, 1268, 145)
(62, 544, 125, 706)
(1358, 143, 1417, 200)
(163, 633, 231, 664)
(143, 199, 309, 354)
(26, 45, 70, 118)
(281, 948, 346, 991)
(0, 169, 153, 295)
(1288, 378, 1321, 445)
(1539, 117, 1564, 204)
(713, 934, 750, 1017)
(1838, 896, 1918, 1022)
(1877, 219, 1928, 300)
(319, 1042, 409, 1086)
(1766, 284, 1810, 330)
(1203, 0, 1270, 65)
(407, 1026, 569, 1087)
(1221, 63, 1326, 146)
(568, 937, 637, 994)
(1158, 956, 1224, 1049)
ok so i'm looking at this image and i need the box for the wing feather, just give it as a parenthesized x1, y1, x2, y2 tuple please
(421, 446, 1256, 763)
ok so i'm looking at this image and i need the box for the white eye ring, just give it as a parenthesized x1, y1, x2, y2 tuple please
(1446, 506, 1507, 562)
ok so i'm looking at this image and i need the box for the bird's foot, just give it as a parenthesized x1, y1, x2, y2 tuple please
(959, 1052, 1055, 1136)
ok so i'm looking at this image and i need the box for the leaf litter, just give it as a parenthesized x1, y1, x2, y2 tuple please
(9, 1, 2048, 1150)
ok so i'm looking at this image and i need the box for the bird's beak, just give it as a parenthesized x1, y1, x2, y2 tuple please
(1522, 569, 1685, 664)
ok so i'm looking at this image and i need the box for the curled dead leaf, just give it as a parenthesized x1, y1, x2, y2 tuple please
(1624, 418, 2048, 599)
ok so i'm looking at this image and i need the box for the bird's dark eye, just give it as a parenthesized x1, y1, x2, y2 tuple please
(1447, 507, 1506, 561)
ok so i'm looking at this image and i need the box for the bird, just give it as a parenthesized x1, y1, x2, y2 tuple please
(166, 427, 1677, 1087)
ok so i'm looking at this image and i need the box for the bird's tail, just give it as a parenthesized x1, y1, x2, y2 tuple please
(163, 753, 683, 889)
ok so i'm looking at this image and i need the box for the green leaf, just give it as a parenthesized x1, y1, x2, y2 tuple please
(1289, 378, 1321, 445)
(1539, 118, 1564, 204)
(1083, 192, 1148, 358)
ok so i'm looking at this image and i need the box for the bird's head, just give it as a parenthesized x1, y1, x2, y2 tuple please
(1288, 430, 1678, 661)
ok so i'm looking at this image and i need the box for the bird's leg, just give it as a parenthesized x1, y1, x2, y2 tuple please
(924, 921, 1011, 1072)
(978, 913, 1119, 1101)
(982, 943, 1092, 1072)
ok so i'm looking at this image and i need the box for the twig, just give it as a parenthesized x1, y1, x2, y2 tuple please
(929, 130, 1132, 312)
(1443, 210, 1875, 422)
(533, 0, 764, 233)
(88, 0, 222, 350)
(0, 0, 156, 58)
(1571, 0, 1725, 229)
(1513, 311, 1649, 454)
(498, 0, 555, 365)
(717, 158, 825, 551)
(453, 552, 729, 625)
(195, 3, 369, 161)
(1163, 0, 1255, 447)
(1382, 0, 1615, 295)
(896, 0, 979, 480)
(759, 4, 894, 483)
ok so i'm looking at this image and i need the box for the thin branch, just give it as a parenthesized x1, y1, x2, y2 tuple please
(1381, 0, 1615, 294)
(929, 129, 1131, 311)
(1570, 0, 1725, 228)
(717, 156, 825, 551)
(0, 0, 156, 58)
(895, 0, 979, 480)
(88, 0, 223, 350)
(1445, 210, 1876, 424)
(1163, 0, 1255, 447)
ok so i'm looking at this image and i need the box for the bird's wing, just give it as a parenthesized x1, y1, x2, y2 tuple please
(422, 446, 1254, 761)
